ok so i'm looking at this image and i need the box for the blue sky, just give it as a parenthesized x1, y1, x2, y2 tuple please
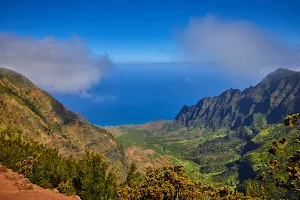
(1, 0, 300, 125)
(1, 0, 299, 63)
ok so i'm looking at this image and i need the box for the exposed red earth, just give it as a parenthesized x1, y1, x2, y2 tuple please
(0, 164, 80, 200)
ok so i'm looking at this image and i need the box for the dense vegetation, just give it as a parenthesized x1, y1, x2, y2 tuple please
(0, 67, 127, 180)
(109, 116, 264, 186)
(118, 165, 256, 200)
(0, 127, 259, 200)
(108, 113, 300, 199)
(0, 127, 258, 199)
(239, 113, 300, 199)
(0, 127, 117, 200)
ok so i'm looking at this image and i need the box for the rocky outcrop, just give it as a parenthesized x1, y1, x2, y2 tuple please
(175, 68, 300, 129)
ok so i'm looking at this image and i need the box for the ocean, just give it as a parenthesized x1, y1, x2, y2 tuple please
(53, 63, 255, 126)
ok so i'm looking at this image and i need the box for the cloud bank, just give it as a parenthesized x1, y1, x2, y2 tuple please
(0, 33, 114, 96)
(181, 15, 300, 76)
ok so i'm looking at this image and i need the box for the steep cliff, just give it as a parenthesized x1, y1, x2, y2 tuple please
(175, 68, 300, 129)
(0, 67, 127, 179)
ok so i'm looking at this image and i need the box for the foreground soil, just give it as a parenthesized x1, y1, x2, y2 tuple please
(0, 164, 79, 200)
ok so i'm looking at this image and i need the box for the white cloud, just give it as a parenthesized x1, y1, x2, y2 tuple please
(180, 15, 300, 76)
(0, 33, 115, 95)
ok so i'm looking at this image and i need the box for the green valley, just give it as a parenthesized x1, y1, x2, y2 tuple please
(107, 113, 300, 199)
(1, 67, 300, 199)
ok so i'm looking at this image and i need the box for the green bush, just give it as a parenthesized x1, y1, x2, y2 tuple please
(0, 128, 118, 200)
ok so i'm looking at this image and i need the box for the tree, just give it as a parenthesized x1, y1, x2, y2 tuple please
(258, 113, 300, 199)
(268, 113, 300, 191)
(253, 113, 268, 131)
(125, 162, 141, 187)
(16, 156, 38, 177)
(244, 179, 265, 198)
(118, 165, 255, 200)
(76, 151, 109, 200)
(58, 178, 76, 195)
(0, 129, 118, 200)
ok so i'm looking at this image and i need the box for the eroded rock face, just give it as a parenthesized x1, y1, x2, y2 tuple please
(0, 67, 128, 181)
(175, 68, 300, 129)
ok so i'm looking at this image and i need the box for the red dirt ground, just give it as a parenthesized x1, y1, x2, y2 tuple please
(0, 164, 80, 200)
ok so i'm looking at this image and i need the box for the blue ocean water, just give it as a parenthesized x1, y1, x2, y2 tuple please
(53, 63, 255, 126)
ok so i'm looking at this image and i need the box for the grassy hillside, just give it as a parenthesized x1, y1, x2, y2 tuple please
(107, 117, 300, 195)
(106, 122, 240, 186)
(0, 68, 127, 180)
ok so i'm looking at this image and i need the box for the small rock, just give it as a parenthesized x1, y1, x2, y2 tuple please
(52, 188, 59, 193)
(74, 195, 81, 200)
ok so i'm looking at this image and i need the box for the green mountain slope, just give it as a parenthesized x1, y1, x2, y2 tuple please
(106, 68, 300, 198)
(175, 68, 300, 130)
(0, 67, 127, 180)
(107, 116, 300, 199)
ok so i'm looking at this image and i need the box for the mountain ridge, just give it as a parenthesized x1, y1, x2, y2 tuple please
(0, 67, 127, 181)
(175, 68, 300, 129)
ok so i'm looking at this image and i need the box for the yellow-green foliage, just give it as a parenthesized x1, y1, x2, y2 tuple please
(118, 165, 258, 200)
(58, 179, 77, 195)
(244, 179, 265, 198)
(251, 124, 285, 144)
(1, 128, 261, 200)
(284, 113, 300, 127)
(0, 128, 118, 200)
(15, 156, 38, 177)
(264, 113, 300, 192)
(243, 113, 300, 199)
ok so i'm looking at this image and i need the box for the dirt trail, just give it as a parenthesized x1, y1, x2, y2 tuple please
(0, 164, 79, 200)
